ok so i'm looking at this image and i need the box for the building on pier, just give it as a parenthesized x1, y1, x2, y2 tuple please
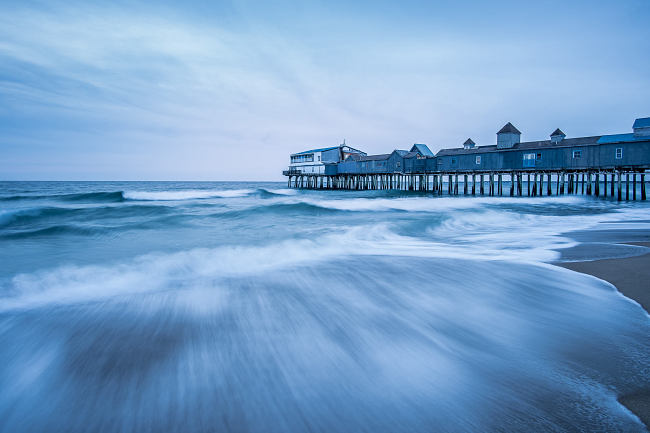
(338, 153, 392, 174)
(287, 143, 365, 175)
(435, 133, 605, 171)
(284, 116, 650, 178)
(435, 119, 650, 172)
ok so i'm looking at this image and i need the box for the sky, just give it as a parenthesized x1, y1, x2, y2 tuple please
(1, 0, 649, 180)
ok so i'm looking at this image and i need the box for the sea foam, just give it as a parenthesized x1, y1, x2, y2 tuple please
(123, 189, 254, 200)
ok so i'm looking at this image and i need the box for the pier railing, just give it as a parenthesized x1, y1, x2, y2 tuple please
(283, 169, 303, 176)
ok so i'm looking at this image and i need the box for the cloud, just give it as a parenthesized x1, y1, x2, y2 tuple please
(0, 0, 649, 179)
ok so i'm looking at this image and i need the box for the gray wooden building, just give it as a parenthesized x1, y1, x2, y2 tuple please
(284, 117, 650, 199)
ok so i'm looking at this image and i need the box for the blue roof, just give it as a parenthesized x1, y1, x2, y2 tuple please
(633, 117, 650, 129)
(410, 143, 434, 157)
(292, 146, 339, 155)
(597, 133, 649, 144)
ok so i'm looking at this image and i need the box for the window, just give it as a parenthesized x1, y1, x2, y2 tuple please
(573, 150, 581, 158)
(616, 148, 623, 159)
(475, 156, 481, 165)
(396, 162, 401, 167)
(317, 155, 321, 161)
(523, 153, 536, 168)
(451, 157, 457, 166)
(536, 153, 542, 160)
(290, 153, 314, 163)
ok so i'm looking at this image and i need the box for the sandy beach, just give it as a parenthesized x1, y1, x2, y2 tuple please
(557, 242, 650, 429)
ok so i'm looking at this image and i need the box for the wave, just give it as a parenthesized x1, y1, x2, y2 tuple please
(0, 204, 175, 229)
(298, 195, 590, 213)
(1, 189, 258, 203)
(0, 221, 583, 310)
(1, 191, 125, 203)
(255, 188, 298, 198)
(203, 195, 596, 218)
(123, 189, 254, 201)
(123, 188, 296, 201)
(0, 224, 100, 240)
(207, 202, 343, 220)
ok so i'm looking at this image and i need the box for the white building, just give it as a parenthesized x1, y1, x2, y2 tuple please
(288, 144, 366, 174)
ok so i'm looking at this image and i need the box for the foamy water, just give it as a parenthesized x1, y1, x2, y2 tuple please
(0, 181, 649, 432)
(123, 188, 255, 200)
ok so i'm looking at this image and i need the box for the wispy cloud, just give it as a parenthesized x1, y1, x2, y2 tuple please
(1, 0, 649, 179)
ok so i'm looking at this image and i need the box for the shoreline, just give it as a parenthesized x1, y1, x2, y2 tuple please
(556, 242, 650, 315)
(555, 242, 650, 429)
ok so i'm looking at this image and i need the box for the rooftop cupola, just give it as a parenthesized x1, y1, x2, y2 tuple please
(550, 128, 566, 143)
(496, 122, 521, 149)
(633, 117, 650, 137)
(463, 138, 476, 149)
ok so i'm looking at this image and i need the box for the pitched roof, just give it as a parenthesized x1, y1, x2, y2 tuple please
(436, 146, 497, 156)
(410, 143, 434, 157)
(291, 146, 339, 156)
(403, 151, 421, 159)
(497, 122, 521, 135)
(392, 150, 409, 156)
(633, 117, 650, 129)
(550, 128, 566, 137)
(341, 145, 367, 155)
(597, 133, 650, 144)
(463, 138, 475, 146)
(357, 154, 392, 161)
(436, 136, 601, 156)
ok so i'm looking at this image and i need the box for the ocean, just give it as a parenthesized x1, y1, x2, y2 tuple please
(1, 181, 649, 432)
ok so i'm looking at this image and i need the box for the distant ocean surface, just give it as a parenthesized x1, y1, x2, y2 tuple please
(1, 181, 649, 432)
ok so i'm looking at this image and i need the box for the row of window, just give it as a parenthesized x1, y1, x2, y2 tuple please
(361, 161, 387, 168)
(572, 148, 622, 159)
(295, 148, 626, 168)
(292, 164, 323, 173)
(448, 149, 624, 166)
(449, 156, 481, 166)
(291, 154, 322, 163)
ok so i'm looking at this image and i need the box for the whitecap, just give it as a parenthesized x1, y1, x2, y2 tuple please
(123, 189, 254, 201)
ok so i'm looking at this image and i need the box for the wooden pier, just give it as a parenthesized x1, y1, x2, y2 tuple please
(285, 170, 647, 201)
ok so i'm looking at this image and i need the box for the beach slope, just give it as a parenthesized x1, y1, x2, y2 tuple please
(558, 245, 650, 429)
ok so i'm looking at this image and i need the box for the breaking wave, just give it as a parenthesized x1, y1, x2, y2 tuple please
(1, 188, 267, 203)
(123, 189, 255, 200)
(122, 188, 296, 201)
(0, 218, 623, 310)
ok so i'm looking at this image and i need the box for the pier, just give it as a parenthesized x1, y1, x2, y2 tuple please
(283, 117, 650, 201)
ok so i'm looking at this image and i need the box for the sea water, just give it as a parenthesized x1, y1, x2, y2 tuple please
(0, 181, 649, 432)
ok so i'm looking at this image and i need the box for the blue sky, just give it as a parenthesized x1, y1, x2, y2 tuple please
(1, 0, 649, 180)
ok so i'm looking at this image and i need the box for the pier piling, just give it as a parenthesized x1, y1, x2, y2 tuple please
(286, 167, 647, 203)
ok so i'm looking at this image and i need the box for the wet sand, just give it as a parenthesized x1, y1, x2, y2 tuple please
(558, 242, 650, 314)
(557, 242, 650, 429)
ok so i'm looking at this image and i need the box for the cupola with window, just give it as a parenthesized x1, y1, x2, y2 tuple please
(550, 128, 566, 143)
